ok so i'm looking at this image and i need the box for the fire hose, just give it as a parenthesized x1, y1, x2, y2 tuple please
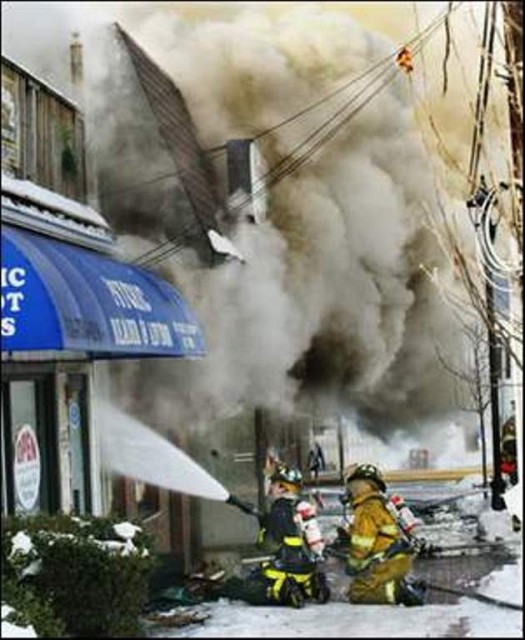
(327, 536, 520, 557)
(424, 582, 523, 611)
(226, 494, 261, 519)
(415, 539, 521, 557)
(324, 543, 522, 611)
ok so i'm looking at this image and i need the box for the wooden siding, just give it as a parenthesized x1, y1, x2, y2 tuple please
(115, 25, 224, 234)
(1, 57, 87, 203)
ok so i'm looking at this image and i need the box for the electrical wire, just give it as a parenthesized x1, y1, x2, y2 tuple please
(132, 5, 465, 268)
(137, 15, 453, 270)
(468, 1, 498, 193)
(140, 68, 400, 268)
(102, 52, 396, 202)
(108, 3, 462, 205)
(134, 62, 402, 267)
(135, 221, 205, 267)
(476, 186, 522, 276)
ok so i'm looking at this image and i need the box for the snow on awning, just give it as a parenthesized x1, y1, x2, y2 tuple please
(2, 173, 110, 229)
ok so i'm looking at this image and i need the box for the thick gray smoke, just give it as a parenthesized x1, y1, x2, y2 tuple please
(3, 2, 468, 440)
(107, 3, 465, 437)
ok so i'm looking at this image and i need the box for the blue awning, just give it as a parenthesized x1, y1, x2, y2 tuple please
(1, 225, 206, 358)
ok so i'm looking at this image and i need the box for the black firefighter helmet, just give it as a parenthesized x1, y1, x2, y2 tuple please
(270, 463, 303, 488)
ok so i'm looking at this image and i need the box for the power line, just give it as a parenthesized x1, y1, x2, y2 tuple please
(101, 54, 393, 202)
(132, 4, 464, 268)
(135, 222, 205, 267)
(136, 21, 458, 269)
(251, 2, 460, 141)
(468, 1, 498, 190)
(208, 10, 452, 223)
(139, 67, 398, 268)
(203, 144, 227, 155)
(140, 67, 403, 269)
(105, 3, 460, 204)
(133, 219, 202, 266)
(133, 60, 399, 267)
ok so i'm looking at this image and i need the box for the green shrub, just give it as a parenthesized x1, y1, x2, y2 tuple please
(2, 576, 66, 637)
(2, 513, 157, 638)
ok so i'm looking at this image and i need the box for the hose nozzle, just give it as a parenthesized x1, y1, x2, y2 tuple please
(226, 494, 260, 518)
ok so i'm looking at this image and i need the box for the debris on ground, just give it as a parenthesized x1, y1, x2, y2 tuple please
(145, 605, 211, 629)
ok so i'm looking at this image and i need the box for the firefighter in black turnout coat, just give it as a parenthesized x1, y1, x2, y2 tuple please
(217, 464, 330, 608)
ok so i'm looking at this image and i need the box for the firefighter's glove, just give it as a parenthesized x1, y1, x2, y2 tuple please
(415, 539, 442, 557)
(336, 526, 351, 542)
(258, 513, 268, 529)
(338, 492, 350, 506)
(345, 557, 366, 576)
(411, 537, 432, 557)
(412, 536, 426, 553)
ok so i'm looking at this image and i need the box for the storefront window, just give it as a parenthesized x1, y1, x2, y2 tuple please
(135, 480, 160, 519)
(1, 376, 57, 515)
(11, 381, 40, 514)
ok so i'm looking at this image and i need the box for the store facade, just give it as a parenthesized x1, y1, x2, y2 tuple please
(1, 209, 206, 519)
(2, 57, 206, 577)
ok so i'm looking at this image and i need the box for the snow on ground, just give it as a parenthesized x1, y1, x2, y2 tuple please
(147, 502, 522, 639)
(1, 490, 521, 638)
(1, 620, 37, 639)
(145, 557, 523, 639)
(1, 605, 37, 639)
(146, 586, 522, 639)
(147, 599, 487, 638)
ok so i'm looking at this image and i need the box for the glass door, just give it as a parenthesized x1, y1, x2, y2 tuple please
(66, 374, 91, 515)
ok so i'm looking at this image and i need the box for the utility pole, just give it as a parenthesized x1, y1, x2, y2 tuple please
(468, 184, 506, 510)
(502, 0, 523, 514)
(485, 240, 506, 510)
(466, 1, 520, 511)
(462, 1, 503, 509)
(337, 415, 345, 482)
(502, 2, 523, 184)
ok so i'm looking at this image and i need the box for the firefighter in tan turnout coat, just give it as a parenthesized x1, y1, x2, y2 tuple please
(343, 463, 425, 606)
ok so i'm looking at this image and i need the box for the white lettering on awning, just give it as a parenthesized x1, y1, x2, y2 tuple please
(148, 322, 173, 347)
(102, 278, 152, 312)
(1, 266, 27, 337)
(109, 317, 174, 348)
(109, 318, 142, 345)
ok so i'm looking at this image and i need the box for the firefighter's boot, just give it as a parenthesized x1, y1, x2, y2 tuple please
(280, 577, 305, 609)
(311, 571, 331, 604)
(395, 578, 426, 606)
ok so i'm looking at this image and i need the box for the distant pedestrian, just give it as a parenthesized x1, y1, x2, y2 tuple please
(501, 413, 517, 486)
(308, 442, 326, 481)
(500, 408, 520, 532)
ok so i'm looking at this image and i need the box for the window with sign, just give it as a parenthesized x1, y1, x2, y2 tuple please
(1, 376, 58, 515)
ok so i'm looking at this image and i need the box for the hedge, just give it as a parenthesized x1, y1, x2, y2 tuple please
(2, 513, 157, 637)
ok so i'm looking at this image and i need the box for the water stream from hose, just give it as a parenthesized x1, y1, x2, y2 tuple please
(97, 400, 229, 501)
